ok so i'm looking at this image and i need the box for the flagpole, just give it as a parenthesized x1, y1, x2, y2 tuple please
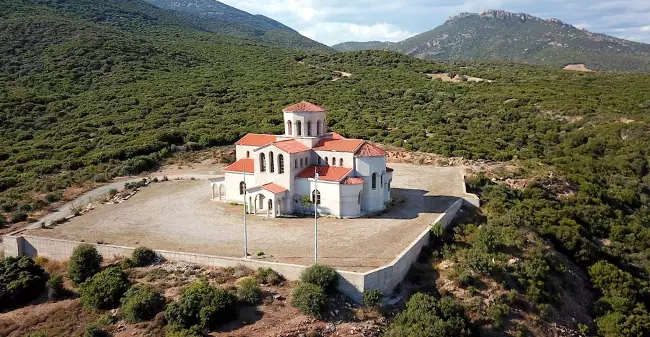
(243, 171, 248, 258)
(314, 166, 318, 264)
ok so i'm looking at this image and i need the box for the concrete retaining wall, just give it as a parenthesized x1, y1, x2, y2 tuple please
(3, 198, 465, 302)
(362, 198, 463, 295)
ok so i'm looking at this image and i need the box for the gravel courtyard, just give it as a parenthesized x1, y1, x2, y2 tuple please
(26, 164, 472, 272)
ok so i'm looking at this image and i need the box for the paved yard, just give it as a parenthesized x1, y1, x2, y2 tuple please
(26, 164, 471, 272)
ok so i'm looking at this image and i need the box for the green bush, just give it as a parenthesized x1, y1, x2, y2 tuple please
(46, 274, 64, 301)
(362, 289, 383, 307)
(0, 215, 5, 228)
(236, 277, 261, 304)
(80, 267, 131, 309)
(84, 324, 109, 337)
(131, 246, 157, 267)
(68, 244, 103, 284)
(385, 293, 473, 337)
(121, 285, 166, 323)
(256, 267, 283, 285)
(0, 256, 47, 310)
(291, 282, 327, 318)
(487, 303, 510, 329)
(11, 211, 28, 223)
(300, 264, 338, 293)
(165, 281, 236, 333)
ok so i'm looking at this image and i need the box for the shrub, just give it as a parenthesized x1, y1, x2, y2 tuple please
(68, 244, 103, 284)
(46, 274, 64, 301)
(236, 277, 261, 304)
(121, 285, 166, 323)
(165, 281, 236, 332)
(0, 215, 5, 228)
(362, 289, 383, 307)
(0, 256, 47, 310)
(11, 211, 28, 223)
(131, 246, 157, 267)
(84, 324, 109, 337)
(80, 267, 131, 309)
(256, 267, 283, 285)
(291, 282, 327, 318)
(487, 303, 510, 329)
(300, 264, 338, 293)
(108, 188, 118, 197)
(385, 293, 473, 337)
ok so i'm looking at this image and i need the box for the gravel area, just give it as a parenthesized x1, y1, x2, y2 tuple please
(26, 164, 470, 272)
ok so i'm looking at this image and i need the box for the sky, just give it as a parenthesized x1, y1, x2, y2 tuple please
(218, 0, 650, 46)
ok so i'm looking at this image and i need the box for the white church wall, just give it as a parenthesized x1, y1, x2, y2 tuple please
(294, 179, 341, 216)
(235, 145, 258, 160)
(313, 151, 354, 168)
(355, 156, 387, 213)
(283, 111, 327, 139)
(339, 184, 363, 217)
(224, 172, 253, 203)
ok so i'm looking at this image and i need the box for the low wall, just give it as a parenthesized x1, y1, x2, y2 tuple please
(3, 198, 466, 302)
(362, 199, 462, 295)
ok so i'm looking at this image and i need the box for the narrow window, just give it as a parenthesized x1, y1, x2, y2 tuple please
(381, 173, 384, 187)
(358, 192, 362, 204)
(296, 121, 302, 136)
(295, 159, 298, 168)
(372, 173, 377, 190)
(278, 154, 284, 174)
(332, 157, 336, 166)
(246, 151, 250, 158)
(269, 151, 275, 173)
(239, 181, 246, 195)
(316, 120, 322, 135)
(259, 153, 266, 172)
(318, 157, 322, 165)
(287, 120, 292, 135)
(300, 158, 304, 167)
(305, 157, 309, 165)
(339, 158, 343, 166)
(312, 190, 321, 205)
(307, 121, 312, 136)
(325, 157, 329, 165)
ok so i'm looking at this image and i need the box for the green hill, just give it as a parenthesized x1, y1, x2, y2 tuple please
(1, 1, 650, 336)
(331, 40, 394, 52)
(333, 10, 650, 72)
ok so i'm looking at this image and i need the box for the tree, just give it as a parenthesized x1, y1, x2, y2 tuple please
(68, 244, 103, 284)
(291, 282, 327, 318)
(0, 256, 47, 310)
(165, 281, 236, 333)
(386, 293, 473, 337)
(80, 267, 131, 309)
(121, 285, 166, 323)
(300, 264, 338, 293)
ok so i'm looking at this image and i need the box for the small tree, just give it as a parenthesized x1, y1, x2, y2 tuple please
(131, 247, 157, 267)
(300, 264, 338, 293)
(46, 274, 64, 301)
(0, 256, 47, 310)
(236, 277, 262, 304)
(386, 293, 473, 337)
(68, 244, 103, 284)
(121, 285, 166, 323)
(11, 211, 28, 223)
(80, 267, 131, 309)
(291, 283, 327, 318)
(165, 281, 237, 333)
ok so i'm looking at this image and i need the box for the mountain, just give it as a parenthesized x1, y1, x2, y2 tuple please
(144, 0, 330, 52)
(331, 40, 395, 52)
(332, 10, 650, 72)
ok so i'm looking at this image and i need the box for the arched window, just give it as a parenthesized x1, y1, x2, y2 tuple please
(372, 173, 377, 190)
(287, 120, 292, 135)
(246, 151, 250, 158)
(318, 157, 322, 165)
(300, 158, 304, 167)
(269, 151, 275, 173)
(305, 157, 309, 165)
(339, 158, 343, 166)
(239, 181, 246, 195)
(296, 121, 302, 136)
(312, 190, 321, 205)
(307, 121, 312, 136)
(278, 154, 284, 174)
(358, 192, 362, 204)
(381, 173, 384, 187)
(260, 153, 266, 172)
(332, 157, 336, 166)
(316, 120, 322, 135)
(295, 159, 298, 168)
(325, 157, 329, 166)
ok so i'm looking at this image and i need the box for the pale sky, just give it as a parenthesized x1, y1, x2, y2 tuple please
(218, 0, 650, 45)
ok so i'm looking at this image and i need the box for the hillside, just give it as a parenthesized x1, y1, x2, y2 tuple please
(333, 10, 650, 72)
(2, 1, 650, 336)
(331, 40, 395, 52)
(145, 0, 331, 52)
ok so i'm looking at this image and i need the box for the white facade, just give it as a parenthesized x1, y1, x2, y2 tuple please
(214, 102, 392, 218)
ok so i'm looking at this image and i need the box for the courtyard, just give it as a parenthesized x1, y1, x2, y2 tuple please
(25, 164, 473, 272)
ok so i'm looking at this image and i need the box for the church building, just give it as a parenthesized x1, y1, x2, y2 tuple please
(213, 101, 393, 218)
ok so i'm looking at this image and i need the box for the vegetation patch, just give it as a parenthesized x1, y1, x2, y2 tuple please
(68, 244, 103, 285)
(80, 267, 131, 309)
(0, 256, 47, 310)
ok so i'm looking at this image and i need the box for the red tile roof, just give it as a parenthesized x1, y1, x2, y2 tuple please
(235, 133, 277, 146)
(386, 167, 394, 172)
(297, 165, 352, 182)
(273, 140, 310, 154)
(224, 158, 254, 173)
(261, 183, 288, 194)
(355, 142, 387, 157)
(342, 177, 364, 185)
(328, 132, 346, 140)
(313, 138, 365, 153)
(282, 101, 327, 113)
